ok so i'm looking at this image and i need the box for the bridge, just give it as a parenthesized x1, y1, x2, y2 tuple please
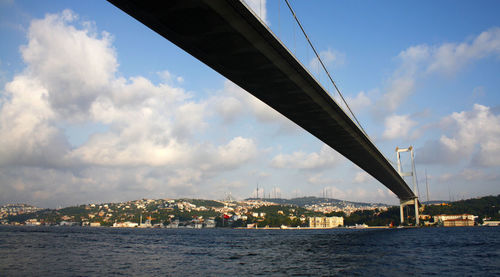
(108, 0, 418, 216)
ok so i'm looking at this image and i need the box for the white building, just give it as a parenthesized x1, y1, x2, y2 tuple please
(434, 214, 475, 223)
(482, 220, 500, 226)
(205, 219, 216, 228)
(113, 221, 139, 228)
(309, 216, 344, 228)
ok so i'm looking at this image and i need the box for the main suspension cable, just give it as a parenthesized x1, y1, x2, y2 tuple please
(283, 0, 368, 137)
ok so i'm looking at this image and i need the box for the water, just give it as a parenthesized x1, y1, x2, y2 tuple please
(0, 226, 499, 276)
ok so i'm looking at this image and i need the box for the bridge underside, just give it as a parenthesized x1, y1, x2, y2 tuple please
(108, 0, 416, 200)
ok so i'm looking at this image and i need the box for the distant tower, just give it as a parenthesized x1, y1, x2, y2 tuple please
(225, 192, 234, 202)
(425, 170, 430, 203)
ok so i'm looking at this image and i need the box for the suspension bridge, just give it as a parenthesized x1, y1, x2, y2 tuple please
(108, 0, 420, 223)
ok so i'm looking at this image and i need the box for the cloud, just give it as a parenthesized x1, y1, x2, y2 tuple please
(380, 77, 415, 113)
(377, 28, 500, 114)
(427, 27, 500, 75)
(375, 45, 429, 114)
(418, 104, 500, 166)
(212, 80, 299, 133)
(271, 144, 340, 170)
(459, 168, 498, 182)
(308, 48, 346, 70)
(437, 169, 498, 187)
(0, 10, 261, 207)
(382, 114, 417, 140)
(20, 9, 117, 120)
(243, 0, 269, 25)
(157, 70, 184, 84)
(353, 171, 372, 184)
(307, 174, 334, 185)
(345, 91, 372, 114)
(0, 75, 70, 167)
(212, 137, 258, 170)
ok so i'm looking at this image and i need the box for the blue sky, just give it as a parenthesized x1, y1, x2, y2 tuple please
(1, 0, 499, 208)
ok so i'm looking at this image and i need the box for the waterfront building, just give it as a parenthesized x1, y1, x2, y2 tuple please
(433, 214, 475, 227)
(482, 221, 500, 226)
(113, 221, 139, 228)
(434, 214, 475, 222)
(59, 221, 78, 226)
(166, 220, 179, 228)
(443, 219, 474, 227)
(205, 219, 216, 228)
(309, 216, 344, 228)
(25, 219, 41, 226)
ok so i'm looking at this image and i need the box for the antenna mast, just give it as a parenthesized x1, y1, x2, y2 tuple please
(425, 170, 430, 202)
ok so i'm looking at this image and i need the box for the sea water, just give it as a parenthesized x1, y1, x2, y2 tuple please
(0, 226, 499, 276)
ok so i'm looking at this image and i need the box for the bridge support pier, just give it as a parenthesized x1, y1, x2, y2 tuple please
(400, 198, 419, 225)
(396, 146, 420, 226)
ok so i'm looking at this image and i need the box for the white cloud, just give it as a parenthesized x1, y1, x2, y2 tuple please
(382, 114, 417, 140)
(437, 169, 497, 185)
(376, 45, 429, 114)
(220, 80, 279, 122)
(443, 104, 500, 166)
(243, 0, 269, 25)
(380, 77, 415, 113)
(353, 171, 371, 184)
(157, 70, 184, 85)
(427, 27, 500, 75)
(0, 10, 262, 207)
(419, 104, 500, 166)
(377, 28, 500, 114)
(20, 9, 117, 120)
(271, 144, 340, 170)
(0, 75, 69, 167)
(212, 80, 299, 133)
(459, 168, 497, 182)
(307, 174, 333, 185)
(212, 137, 258, 170)
(345, 91, 372, 114)
(308, 48, 346, 70)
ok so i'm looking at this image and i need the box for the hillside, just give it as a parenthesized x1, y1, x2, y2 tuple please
(246, 196, 390, 208)
(423, 195, 500, 221)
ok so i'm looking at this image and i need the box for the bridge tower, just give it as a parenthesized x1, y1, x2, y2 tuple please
(396, 146, 420, 226)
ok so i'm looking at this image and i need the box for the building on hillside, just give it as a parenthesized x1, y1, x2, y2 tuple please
(309, 216, 343, 228)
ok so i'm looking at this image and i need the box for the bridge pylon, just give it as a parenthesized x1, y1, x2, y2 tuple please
(396, 146, 419, 226)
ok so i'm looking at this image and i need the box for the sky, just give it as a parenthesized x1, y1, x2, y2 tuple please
(0, 0, 499, 208)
